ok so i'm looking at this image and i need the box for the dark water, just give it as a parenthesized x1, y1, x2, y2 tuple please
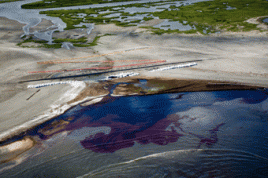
(0, 89, 268, 177)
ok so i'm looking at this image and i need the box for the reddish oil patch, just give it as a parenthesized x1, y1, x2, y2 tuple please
(80, 116, 183, 153)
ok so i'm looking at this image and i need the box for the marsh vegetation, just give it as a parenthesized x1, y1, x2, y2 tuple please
(16, 0, 268, 48)
(39, 2, 158, 30)
(21, 0, 138, 9)
(152, 0, 268, 34)
(0, 0, 21, 3)
(37, 0, 268, 35)
(17, 35, 101, 48)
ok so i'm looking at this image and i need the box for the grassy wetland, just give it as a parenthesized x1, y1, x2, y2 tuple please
(17, 35, 101, 48)
(38, 3, 158, 30)
(21, 0, 138, 9)
(16, 0, 268, 47)
(0, 0, 21, 3)
(151, 0, 268, 34)
(35, 0, 268, 35)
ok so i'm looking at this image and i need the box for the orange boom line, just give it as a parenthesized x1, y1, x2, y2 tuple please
(37, 47, 152, 64)
(28, 60, 166, 74)
(40, 59, 158, 64)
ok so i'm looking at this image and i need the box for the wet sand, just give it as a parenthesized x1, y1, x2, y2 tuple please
(107, 77, 264, 96)
(0, 137, 35, 163)
(0, 17, 268, 143)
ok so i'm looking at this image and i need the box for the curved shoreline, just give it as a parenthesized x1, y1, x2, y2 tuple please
(0, 81, 86, 143)
(0, 75, 267, 172)
(0, 76, 267, 144)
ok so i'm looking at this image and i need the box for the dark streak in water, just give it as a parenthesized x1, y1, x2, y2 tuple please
(188, 123, 225, 148)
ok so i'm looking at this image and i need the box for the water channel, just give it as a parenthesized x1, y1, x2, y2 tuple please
(0, 88, 267, 177)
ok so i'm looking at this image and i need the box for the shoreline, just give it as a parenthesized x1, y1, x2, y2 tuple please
(0, 15, 268, 155)
(0, 76, 266, 144)
(0, 81, 86, 143)
(0, 80, 110, 143)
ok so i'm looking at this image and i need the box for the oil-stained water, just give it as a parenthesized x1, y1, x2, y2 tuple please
(0, 89, 267, 177)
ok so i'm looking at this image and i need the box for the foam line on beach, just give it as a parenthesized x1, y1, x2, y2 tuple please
(27, 81, 82, 89)
(149, 62, 197, 72)
(101, 72, 139, 81)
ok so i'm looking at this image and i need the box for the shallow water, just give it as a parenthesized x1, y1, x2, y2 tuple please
(0, 0, 66, 36)
(226, 5, 236, 10)
(134, 79, 149, 90)
(153, 20, 195, 31)
(0, 89, 267, 177)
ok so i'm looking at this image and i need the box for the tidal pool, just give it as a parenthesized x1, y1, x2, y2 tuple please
(226, 5, 237, 10)
(153, 20, 195, 31)
(0, 89, 267, 177)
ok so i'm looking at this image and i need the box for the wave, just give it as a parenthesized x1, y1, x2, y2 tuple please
(78, 149, 268, 178)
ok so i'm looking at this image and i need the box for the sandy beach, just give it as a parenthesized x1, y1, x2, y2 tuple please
(0, 16, 268, 144)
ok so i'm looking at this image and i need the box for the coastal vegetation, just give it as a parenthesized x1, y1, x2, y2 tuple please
(39, 5, 151, 30)
(0, 0, 21, 3)
(151, 0, 268, 34)
(37, 0, 268, 35)
(17, 35, 102, 48)
(16, 0, 268, 48)
(21, 0, 138, 9)
(139, 26, 197, 35)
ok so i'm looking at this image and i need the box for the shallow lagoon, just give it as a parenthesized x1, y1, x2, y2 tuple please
(0, 89, 267, 177)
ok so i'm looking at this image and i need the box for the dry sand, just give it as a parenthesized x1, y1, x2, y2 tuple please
(0, 17, 268, 143)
